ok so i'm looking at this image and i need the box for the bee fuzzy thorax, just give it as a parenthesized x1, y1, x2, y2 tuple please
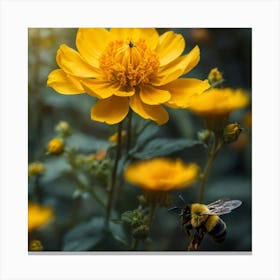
(191, 203, 209, 228)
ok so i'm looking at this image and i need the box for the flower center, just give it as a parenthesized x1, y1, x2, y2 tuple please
(99, 39, 160, 89)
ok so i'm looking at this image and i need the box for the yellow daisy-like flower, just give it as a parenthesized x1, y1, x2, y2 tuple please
(124, 158, 199, 192)
(187, 88, 249, 116)
(47, 28, 210, 125)
(28, 202, 54, 232)
(187, 88, 249, 134)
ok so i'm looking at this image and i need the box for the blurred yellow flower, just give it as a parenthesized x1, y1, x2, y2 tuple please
(48, 138, 64, 155)
(28, 162, 45, 176)
(47, 28, 209, 125)
(28, 202, 54, 232)
(124, 158, 199, 191)
(187, 88, 249, 116)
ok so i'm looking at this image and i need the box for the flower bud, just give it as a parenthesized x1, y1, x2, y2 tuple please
(55, 121, 71, 137)
(132, 225, 149, 240)
(29, 239, 43, 251)
(223, 123, 242, 143)
(108, 130, 127, 143)
(208, 67, 224, 87)
(28, 162, 45, 176)
(48, 138, 64, 155)
(197, 129, 211, 145)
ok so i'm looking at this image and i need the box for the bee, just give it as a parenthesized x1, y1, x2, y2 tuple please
(170, 196, 242, 250)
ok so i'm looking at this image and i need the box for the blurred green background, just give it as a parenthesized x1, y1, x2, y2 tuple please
(28, 28, 251, 251)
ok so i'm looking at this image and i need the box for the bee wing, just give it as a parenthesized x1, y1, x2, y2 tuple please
(202, 200, 242, 216)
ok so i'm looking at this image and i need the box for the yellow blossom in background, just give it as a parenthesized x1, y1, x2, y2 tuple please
(187, 88, 249, 134)
(28, 202, 54, 232)
(124, 158, 199, 192)
(187, 88, 249, 116)
(28, 162, 45, 176)
(108, 130, 127, 143)
(47, 28, 210, 125)
(29, 239, 44, 251)
(47, 138, 64, 155)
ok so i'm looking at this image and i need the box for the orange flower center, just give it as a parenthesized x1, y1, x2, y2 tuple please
(99, 39, 160, 88)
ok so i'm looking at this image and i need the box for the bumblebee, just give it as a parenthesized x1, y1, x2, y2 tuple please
(171, 197, 242, 250)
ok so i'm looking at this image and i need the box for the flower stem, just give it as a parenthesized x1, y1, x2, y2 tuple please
(130, 238, 139, 250)
(126, 110, 132, 155)
(146, 202, 156, 229)
(198, 136, 224, 203)
(105, 122, 123, 228)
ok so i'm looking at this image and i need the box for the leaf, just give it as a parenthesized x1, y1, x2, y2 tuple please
(62, 216, 127, 251)
(131, 138, 202, 159)
(63, 217, 104, 251)
(67, 133, 112, 152)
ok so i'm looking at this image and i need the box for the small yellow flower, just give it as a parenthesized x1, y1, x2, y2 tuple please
(29, 239, 44, 251)
(28, 202, 54, 232)
(187, 88, 249, 134)
(48, 138, 64, 155)
(47, 28, 210, 125)
(28, 162, 45, 176)
(124, 158, 199, 192)
(108, 130, 127, 143)
(188, 88, 249, 116)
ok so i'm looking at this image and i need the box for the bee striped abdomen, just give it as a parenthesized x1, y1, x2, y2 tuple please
(207, 217, 227, 243)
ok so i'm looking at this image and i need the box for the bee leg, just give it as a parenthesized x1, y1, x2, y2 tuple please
(187, 228, 205, 251)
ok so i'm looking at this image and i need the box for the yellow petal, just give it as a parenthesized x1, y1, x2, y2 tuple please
(81, 79, 135, 99)
(150, 45, 200, 86)
(182, 45, 200, 75)
(130, 94, 169, 125)
(81, 79, 116, 99)
(156, 31, 185, 66)
(76, 28, 110, 67)
(163, 78, 210, 108)
(47, 69, 85, 94)
(110, 28, 159, 50)
(139, 84, 171, 105)
(56, 44, 100, 78)
(91, 96, 129, 124)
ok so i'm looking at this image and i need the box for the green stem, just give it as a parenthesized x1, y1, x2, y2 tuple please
(198, 136, 224, 203)
(130, 238, 139, 251)
(105, 122, 123, 228)
(146, 202, 156, 229)
(126, 110, 132, 155)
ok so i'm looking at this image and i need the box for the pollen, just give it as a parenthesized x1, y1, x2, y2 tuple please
(99, 38, 160, 89)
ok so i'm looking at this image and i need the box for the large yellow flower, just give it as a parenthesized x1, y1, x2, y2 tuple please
(28, 202, 54, 232)
(47, 28, 209, 125)
(124, 158, 199, 191)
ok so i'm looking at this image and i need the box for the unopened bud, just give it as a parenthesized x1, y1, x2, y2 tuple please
(48, 138, 64, 155)
(55, 121, 71, 137)
(132, 225, 149, 240)
(208, 67, 224, 87)
(28, 162, 45, 176)
(223, 123, 242, 143)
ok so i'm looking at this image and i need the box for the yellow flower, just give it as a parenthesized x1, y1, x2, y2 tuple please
(47, 28, 210, 125)
(28, 202, 54, 232)
(124, 158, 199, 191)
(108, 130, 127, 143)
(28, 162, 45, 176)
(188, 88, 249, 116)
(29, 239, 44, 251)
(47, 138, 64, 155)
(187, 88, 249, 134)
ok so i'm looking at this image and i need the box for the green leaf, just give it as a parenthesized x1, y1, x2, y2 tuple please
(62, 216, 127, 251)
(131, 138, 202, 159)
